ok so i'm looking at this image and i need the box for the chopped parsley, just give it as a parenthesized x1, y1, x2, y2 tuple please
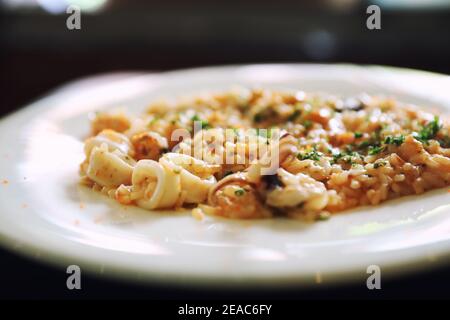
(234, 188, 246, 196)
(149, 117, 159, 126)
(317, 212, 330, 221)
(355, 128, 383, 152)
(256, 128, 272, 139)
(303, 120, 313, 129)
(332, 152, 343, 164)
(354, 132, 363, 138)
(347, 151, 363, 159)
(343, 154, 360, 164)
(331, 147, 363, 165)
(368, 145, 385, 155)
(384, 135, 405, 146)
(297, 148, 322, 161)
(191, 114, 211, 129)
(414, 116, 441, 143)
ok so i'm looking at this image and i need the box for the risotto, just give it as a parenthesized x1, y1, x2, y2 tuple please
(79, 88, 450, 220)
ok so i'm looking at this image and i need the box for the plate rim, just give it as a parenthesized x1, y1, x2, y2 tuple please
(0, 63, 449, 288)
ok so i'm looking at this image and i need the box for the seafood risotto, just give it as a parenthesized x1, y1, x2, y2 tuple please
(79, 88, 450, 220)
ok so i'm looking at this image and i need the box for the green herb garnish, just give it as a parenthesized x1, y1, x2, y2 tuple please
(149, 117, 159, 126)
(191, 114, 211, 129)
(317, 212, 330, 221)
(331, 149, 362, 165)
(303, 120, 313, 129)
(332, 152, 343, 164)
(368, 145, 385, 155)
(297, 149, 322, 161)
(384, 135, 405, 146)
(414, 116, 441, 142)
(256, 128, 272, 139)
(234, 188, 245, 196)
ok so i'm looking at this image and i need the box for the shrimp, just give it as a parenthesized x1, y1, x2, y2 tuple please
(131, 131, 168, 160)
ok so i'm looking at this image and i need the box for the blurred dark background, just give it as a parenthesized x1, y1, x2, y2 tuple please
(1, 0, 450, 299)
(2, 0, 450, 115)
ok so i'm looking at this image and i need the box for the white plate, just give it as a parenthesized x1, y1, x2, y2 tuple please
(0, 64, 449, 287)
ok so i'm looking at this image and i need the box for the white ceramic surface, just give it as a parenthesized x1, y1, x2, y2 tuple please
(0, 64, 449, 287)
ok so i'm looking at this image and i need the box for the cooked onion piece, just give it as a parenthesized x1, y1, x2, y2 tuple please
(208, 173, 271, 219)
